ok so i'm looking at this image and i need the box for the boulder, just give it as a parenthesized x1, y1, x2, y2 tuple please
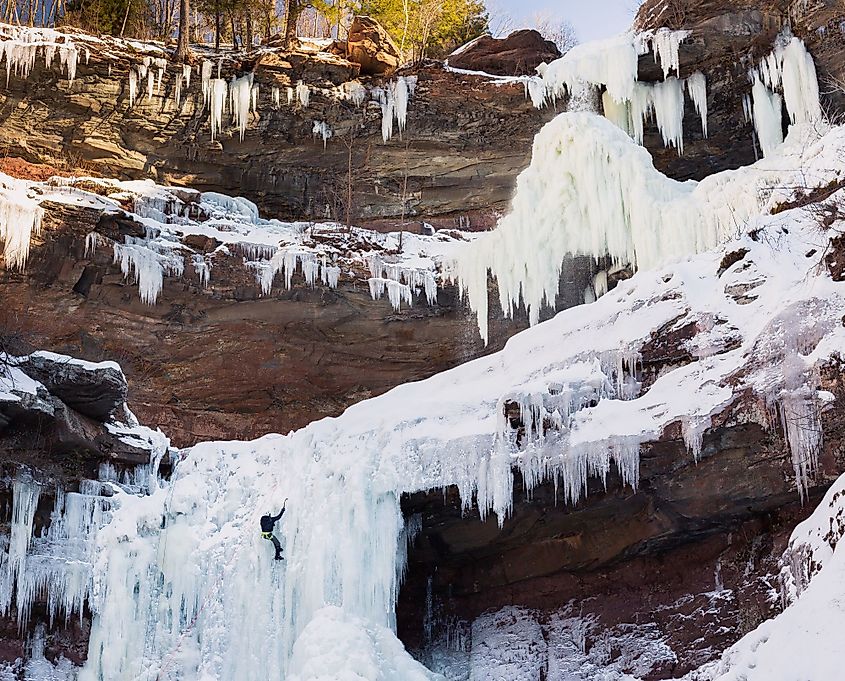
(17, 352, 128, 421)
(447, 30, 562, 76)
(346, 16, 401, 76)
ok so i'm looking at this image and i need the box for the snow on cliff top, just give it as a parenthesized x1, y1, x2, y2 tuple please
(1, 172, 472, 310)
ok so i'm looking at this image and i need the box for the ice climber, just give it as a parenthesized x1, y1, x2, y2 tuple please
(260, 500, 287, 560)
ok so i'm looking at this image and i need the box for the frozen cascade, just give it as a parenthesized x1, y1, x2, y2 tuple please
(230, 73, 255, 141)
(748, 35, 822, 156)
(113, 237, 185, 305)
(0, 180, 44, 270)
(455, 113, 721, 343)
(454, 109, 826, 343)
(76, 333, 651, 680)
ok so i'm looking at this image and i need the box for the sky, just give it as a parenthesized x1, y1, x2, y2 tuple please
(491, 0, 638, 42)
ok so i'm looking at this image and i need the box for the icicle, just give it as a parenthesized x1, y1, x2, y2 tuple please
(272, 85, 280, 108)
(146, 67, 154, 100)
(230, 73, 254, 141)
(113, 238, 184, 304)
(747, 34, 823, 155)
(312, 121, 332, 148)
(201, 59, 213, 107)
(393, 76, 409, 133)
(343, 81, 367, 106)
(751, 75, 784, 157)
(192, 254, 211, 287)
(686, 71, 709, 138)
(0, 183, 44, 270)
(128, 67, 137, 107)
(648, 28, 690, 79)
(296, 81, 310, 108)
(209, 78, 228, 140)
(651, 77, 685, 153)
(154, 58, 166, 91)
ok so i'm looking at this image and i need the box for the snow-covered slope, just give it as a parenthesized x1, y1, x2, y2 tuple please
(694, 472, 845, 681)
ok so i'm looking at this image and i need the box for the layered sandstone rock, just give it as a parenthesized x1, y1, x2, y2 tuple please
(446, 29, 561, 76)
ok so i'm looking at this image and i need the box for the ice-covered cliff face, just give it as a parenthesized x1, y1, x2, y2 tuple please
(1, 19, 843, 681)
(456, 33, 824, 344)
(1, 114, 837, 679)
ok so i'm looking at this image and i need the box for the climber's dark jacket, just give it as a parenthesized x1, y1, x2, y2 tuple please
(260, 508, 285, 533)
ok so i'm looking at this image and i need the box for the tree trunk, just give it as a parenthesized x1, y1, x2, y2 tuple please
(245, 8, 253, 50)
(214, 9, 220, 51)
(119, 0, 131, 36)
(283, 0, 302, 48)
(230, 13, 237, 49)
(176, 0, 190, 60)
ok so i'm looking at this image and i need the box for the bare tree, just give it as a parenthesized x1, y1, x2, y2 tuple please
(485, 0, 515, 38)
(530, 11, 578, 54)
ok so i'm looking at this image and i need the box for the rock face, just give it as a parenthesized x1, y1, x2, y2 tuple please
(346, 15, 402, 76)
(0, 41, 553, 230)
(447, 30, 562, 76)
(634, 0, 845, 181)
(2, 190, 613, 447)
(16, 352, 127, 420)
(0, 2, 840, 227)
(395, 335, 845, 678)
(0, 352, 163, 478)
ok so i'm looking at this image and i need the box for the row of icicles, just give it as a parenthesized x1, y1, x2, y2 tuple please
(126, 54, 418, 144)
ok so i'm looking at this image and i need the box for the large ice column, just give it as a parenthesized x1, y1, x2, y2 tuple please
(455, 113, 715, 343)
(751, 76, 785, 157)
